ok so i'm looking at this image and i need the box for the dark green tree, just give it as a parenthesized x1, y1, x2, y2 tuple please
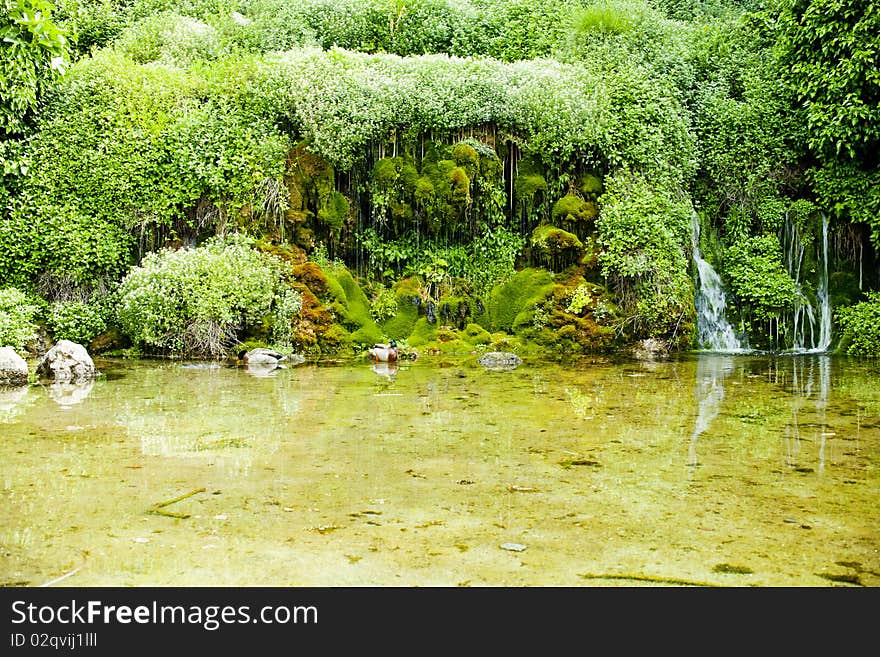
(774, 0, 880, 163)
(1, 0, 71, 137)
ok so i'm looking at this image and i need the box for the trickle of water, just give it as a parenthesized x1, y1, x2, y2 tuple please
(691, 213, 746, 352)
(813, 215, 832, 352)
(782, 213, 832, 353)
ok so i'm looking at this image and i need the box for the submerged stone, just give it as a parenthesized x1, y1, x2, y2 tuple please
(478, 351, 523, 371)
(500, 542, 527, 552)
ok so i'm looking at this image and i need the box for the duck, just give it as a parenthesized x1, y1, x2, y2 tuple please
(238, 347, 288, 366)
(368, 340, 398, 363)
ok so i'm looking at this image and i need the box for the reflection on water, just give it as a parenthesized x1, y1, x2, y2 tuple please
(0, 385, 31, 424)
(688, 356, 734, 473)
(47, 380, 95, 407)
(0, 354, 877, 587)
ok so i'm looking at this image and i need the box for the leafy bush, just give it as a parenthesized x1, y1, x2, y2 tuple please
(1, 0, 71, 136)
(270, 288, 304, 348)
(596, 168, 694, 341)
(47, 300, 108, 344)
(835, 293, 880, 357)
(114, 235, 286, 357)
(115, 11, 223, 66)
(724, 234, 797, 320)
(370, 287, 398, 321)
(0, 288, 41, 350)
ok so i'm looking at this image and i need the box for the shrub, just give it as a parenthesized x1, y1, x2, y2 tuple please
(270, 288, 304, 349)
(0, 288, 41, 351)
(724, 234, 797, 320)
(114, 235, 286, 357)
(47, 300, 108, 345)
(836, 293, 880, 357)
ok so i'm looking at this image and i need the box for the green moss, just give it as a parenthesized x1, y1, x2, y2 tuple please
(579, 173, 604, 197)
(515, 172, 548, 202)
(321, 323, 351, 350)
(436, 337, 475, 354)
(414, 177, 435, 205)
(400, 161, 420, 191)
(408, 317, 438, 346)
(350, 325, 384, 346)
(323, 267, 383, 346)
(373, 157, 401, 186)
(552, 193, 595, 226)
(486, 268, 556, 333)
(448, 166, 470, 205)
(322, 269, 347, 305)
(462, 323, 492, 345)
(317, 191, 350, 238)
(380, 291, 420, 340)
(453, 142, 479, 176)
(531, 225, 584, 253)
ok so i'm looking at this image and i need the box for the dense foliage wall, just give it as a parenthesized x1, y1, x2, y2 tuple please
(1, 0, 877, 357)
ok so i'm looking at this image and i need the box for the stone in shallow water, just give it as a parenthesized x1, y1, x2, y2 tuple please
(0, 346, 28, 384)
(500, 542, 527, 552)
(478, 352, 523, 371)
(36, 340, 96, 383)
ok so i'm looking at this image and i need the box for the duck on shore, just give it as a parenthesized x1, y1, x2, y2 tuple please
(368, 340, 398, 363)
(237, 348, 288, 366)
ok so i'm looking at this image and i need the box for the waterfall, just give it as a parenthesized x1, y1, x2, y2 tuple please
(814, 215, 832, 352)
(691, 213, 746, 352)
(782, 213, 832, 353)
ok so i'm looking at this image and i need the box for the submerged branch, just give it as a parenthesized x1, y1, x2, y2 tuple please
(578, 573, 725, 587)
(149, 487, 206, 519)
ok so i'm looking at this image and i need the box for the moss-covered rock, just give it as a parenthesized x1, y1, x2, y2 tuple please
(531, 224, 584, 271)
(324, 266, 384, 347)
(408, 317, 438, 346)
(552, 192, 597, 231)
(485, 268, 556, 333)
(379, 276, 423, 340)
(461, 323, 492, 345)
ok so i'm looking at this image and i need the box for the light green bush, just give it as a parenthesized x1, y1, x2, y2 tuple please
(47, 300, 108, 345)
(0, 288, 41, 351)
(836, 293, 880, 357)
(115, 235, 287, 357)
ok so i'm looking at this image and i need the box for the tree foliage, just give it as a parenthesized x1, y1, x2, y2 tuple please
(1, 0, 70, 137)
(774, 0, 880, 162)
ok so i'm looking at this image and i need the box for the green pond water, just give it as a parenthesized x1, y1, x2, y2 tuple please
(1, 353, 878, 587)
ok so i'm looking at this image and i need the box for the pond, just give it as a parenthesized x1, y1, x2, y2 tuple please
(1, 352, 878, 587)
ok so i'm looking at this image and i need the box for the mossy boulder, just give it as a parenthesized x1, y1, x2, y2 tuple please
(531, 224, 584, 270)
(408, 317, 438, 347)
(551, 192, 598, 235)
(324, 267, 384, 347)
(485, 268, 555, 333)
(579, 173, 604, 198)
(379, 276, 423, 340)
(461, 323, 492, 345)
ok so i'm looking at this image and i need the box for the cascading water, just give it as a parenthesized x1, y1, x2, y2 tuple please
(781, 213, 832, 353)
(691, 213, 746, 352)
(814, 216, 832, 352)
